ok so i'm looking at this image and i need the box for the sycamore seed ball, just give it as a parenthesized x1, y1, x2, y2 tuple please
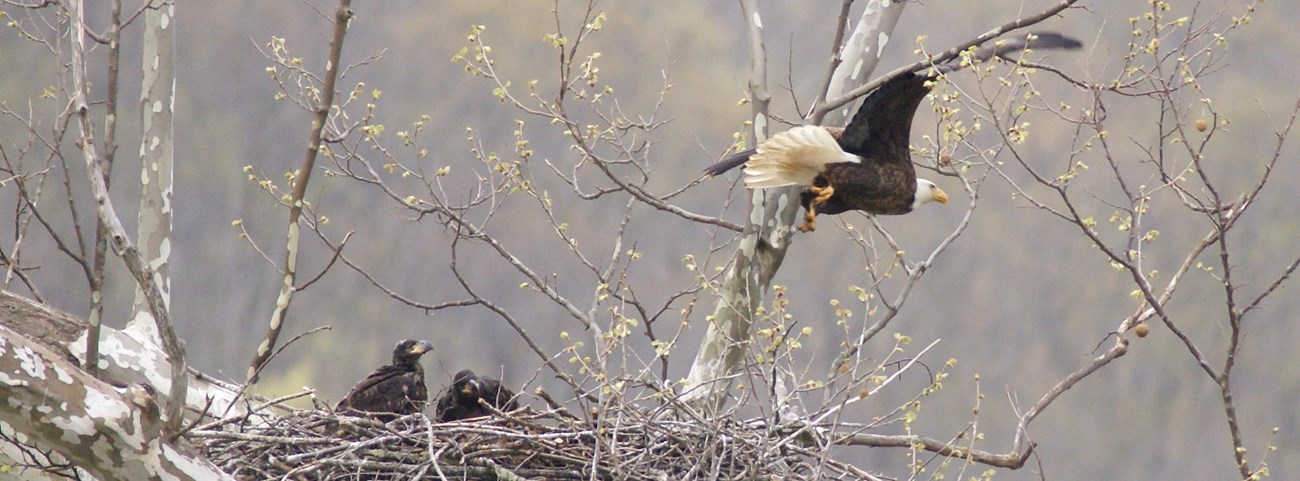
(1135, 323, 1150, 337)
(939, 154, 952, 166)
(1195, 119, 1208, 132)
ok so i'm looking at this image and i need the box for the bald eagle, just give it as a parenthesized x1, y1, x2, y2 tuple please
(706, 32, 1082, 232)
(335, 339, 434, 419)
(434, 369, 519, 422)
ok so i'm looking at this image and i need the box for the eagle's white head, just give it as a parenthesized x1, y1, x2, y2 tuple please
(913, 179, 949, 209)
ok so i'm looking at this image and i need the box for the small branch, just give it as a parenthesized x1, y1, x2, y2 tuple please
(818, 0, 1082, 115)
(231, 325, 333, 419)
(249, 0, 353, 384)
(447, 231, 593, 400)
(85, 0, 125, 379)
(293, 230, 353, 290)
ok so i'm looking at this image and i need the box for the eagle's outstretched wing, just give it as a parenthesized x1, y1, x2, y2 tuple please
(836, 71, 931, 162)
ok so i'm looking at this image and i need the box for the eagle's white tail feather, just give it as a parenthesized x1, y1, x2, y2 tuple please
(743, 126, 851, 188)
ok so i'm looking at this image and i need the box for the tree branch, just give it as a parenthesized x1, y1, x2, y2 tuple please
(69, 0, 189, 439)
(818, 0, 1082, 115)
(85, 0, 125, 379)
(0, 325, 234, 481)
(248, 0, 353, 384)
(126, 0, 176, 342)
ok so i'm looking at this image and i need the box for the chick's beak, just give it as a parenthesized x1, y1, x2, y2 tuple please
(933, 186, 949, 205)
(410, 340, 434, 355)
(461, 378, 481, 395)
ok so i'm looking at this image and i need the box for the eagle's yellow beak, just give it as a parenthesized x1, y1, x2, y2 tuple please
(933, 186, 949, 205)
(409, 340, 434, 355)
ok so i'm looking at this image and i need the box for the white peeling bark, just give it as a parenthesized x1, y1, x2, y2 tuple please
(0, 289, 273, 439)
(70, 325, 250, 415)
(69, 0, 189, 437)
(128, 0, 176, 345)
(682, 0, 906, 409)
(0, 325, 233, 481)
(820, 0, 906, 126)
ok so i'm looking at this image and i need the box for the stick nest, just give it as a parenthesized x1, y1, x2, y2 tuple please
(191, 404, 879, 481)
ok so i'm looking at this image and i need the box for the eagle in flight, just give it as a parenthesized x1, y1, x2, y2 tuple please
(705, 32, 1082, 232)
(435, 369, 519, 422)
(335, 339, 435, 419)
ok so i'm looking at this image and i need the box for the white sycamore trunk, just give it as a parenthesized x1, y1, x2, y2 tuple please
(0, 319, 234, 481)
(682, 0, 907, 409)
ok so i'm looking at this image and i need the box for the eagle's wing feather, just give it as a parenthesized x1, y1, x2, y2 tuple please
(703, 147, 757, 177)
(839, 32, 1082, 161)
(837, 72, 932, 162)
(337, 365, 426, 414)
(337, 365, 402, 410)
(742, 126, 856, 188)
(434, 385, 460, 421)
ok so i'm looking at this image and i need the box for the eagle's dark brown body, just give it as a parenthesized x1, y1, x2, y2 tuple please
(809, 160, 914, 216)
(812, 70, 931, 217)
(802, 120, 922, 218)
(434, 370, 519, 422)
(335, 339, 434, 420)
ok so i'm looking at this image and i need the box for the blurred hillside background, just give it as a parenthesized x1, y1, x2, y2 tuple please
(1, 1, 1296, 479)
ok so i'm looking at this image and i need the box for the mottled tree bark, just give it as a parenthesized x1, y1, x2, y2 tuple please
(69, 0, 189, 439)
(814, 0, 906, 127)
(128, 0, 176, 345)
(0, 325, 233, 481)
(682, 0, 907, 409)
(0, 290, 264, 427)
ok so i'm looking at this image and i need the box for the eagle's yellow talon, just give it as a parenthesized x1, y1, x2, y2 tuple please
(811, 185, 835, 203)
(799, 208, 818, 232)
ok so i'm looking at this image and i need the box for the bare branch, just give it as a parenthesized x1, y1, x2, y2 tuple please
(819, 0, 1083, 115)
(85, 0, 125, 378)
(248, 0, 354, 384)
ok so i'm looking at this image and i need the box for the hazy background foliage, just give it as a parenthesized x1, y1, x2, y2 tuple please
(1, 1, 1296, 479)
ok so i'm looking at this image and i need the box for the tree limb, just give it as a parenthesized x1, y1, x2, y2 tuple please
(126, 0, 176, 344)
(248, 0, 353, 384)
(69, 0, 189, 439)
(0, 325, 234, 481)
